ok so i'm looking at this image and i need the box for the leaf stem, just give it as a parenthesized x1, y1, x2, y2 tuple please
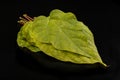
(23, 14, 34, 21)
(18, 14, 33, 25)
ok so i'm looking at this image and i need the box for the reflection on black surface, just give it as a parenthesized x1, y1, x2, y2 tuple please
(15, 46, 110, 76)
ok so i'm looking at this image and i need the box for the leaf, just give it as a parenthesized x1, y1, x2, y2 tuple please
(17, 9, 107, 67)
(17, 22, 40, 52)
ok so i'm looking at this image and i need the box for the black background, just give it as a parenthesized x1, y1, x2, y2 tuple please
(0, 0, 120, 80)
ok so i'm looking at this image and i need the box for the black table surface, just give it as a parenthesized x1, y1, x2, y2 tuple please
(0, 0, 120, 80)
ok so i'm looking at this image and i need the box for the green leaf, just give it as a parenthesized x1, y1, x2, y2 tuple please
(17, 9, 107, 67)
(17, 22, 40, 52)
